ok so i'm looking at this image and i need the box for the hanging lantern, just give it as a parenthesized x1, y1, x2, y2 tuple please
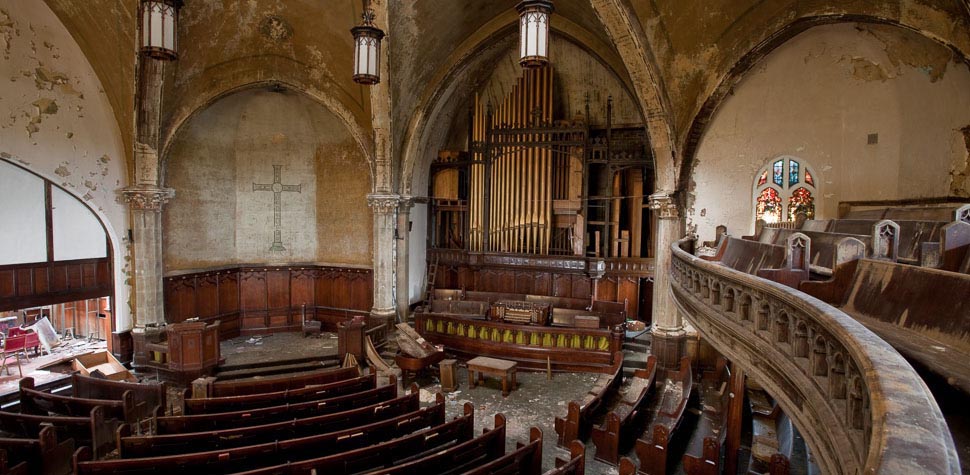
(351, 2, 385, 85)
(140, 0, 180, 60)
(517, 0, 553, 68)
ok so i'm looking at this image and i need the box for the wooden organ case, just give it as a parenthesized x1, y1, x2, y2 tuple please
(429, 65, 654, 261)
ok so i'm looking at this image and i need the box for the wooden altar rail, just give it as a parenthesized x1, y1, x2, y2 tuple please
(415, 314, 623, 373)
(163, 265, 372, 338)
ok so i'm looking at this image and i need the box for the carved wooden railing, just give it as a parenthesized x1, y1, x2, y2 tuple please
(669, 237, 959, 474)
(415, 313, 623, 373)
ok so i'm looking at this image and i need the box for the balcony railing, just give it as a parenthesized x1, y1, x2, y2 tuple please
(669, 237, 959, 474)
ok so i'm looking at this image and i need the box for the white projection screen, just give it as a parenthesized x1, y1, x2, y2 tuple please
(0, 161, 47, 265)
(52, 187, 107, 261)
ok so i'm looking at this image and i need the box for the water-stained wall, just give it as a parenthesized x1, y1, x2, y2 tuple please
(0, 0, 130, 328)
(163, 88, 372, 272)
(690, 23, 970, 242)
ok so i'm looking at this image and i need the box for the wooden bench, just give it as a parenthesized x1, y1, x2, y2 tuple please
(0, 406, 117, 459)
(199, 403, 476, 475)
(546, 440, 586, 475)
(208, 365, 359, 397)
(74, 396, 448, 474)
(634, 357, 694, 475)
(468, 356, 518, 397)
(554, 351, 624, 447)
(708, 237, 786, 274)
(682, 359, 733, 475)
(0, 425, 74, 475)
(120, 385, 420, 458)
(156, 381, 398, 434)
(463, 426, 543, 475)
(590, 355, 658, 465)
(0, 449, 29, 475)
(747, 388, 793, 475)
(19, 378, 135, 425)
(827, 218, 945, 262)
(183, 373, 377, 414)
(365, 413, 509, 475)
(71, 374, 166, 423)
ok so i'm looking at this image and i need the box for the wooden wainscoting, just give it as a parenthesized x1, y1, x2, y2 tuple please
(0, 258, 112, 312)
(164, 265, 372, 338)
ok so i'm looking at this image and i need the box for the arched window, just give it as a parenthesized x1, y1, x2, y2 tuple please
(754, 157, 818, 224)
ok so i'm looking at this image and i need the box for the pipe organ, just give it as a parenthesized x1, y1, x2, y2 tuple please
(430, 65, 653, 260)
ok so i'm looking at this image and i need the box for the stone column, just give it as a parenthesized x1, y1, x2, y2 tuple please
(368, 194, 399, 326)
(649, 191, 685, 371)
(122, 187, 174, 326)
(396, 197, 413, 322)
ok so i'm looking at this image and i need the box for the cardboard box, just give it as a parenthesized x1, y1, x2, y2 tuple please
(73, 351, 136, 382)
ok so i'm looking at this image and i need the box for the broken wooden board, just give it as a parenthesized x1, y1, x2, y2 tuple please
(395, 323, 437, 358)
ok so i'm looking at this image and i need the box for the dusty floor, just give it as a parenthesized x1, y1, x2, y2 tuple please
(0, 336, 107, 398)
(219, 332, 339, 366)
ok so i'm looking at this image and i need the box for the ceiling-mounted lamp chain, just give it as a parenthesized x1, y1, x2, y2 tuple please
(140, 0, 182, 60)
(351, 0, 385, 85)
(517, 0, 553, 68)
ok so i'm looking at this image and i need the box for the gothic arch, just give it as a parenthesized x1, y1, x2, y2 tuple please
(753, 156, 820, 225)
(677, 14, 970, 198)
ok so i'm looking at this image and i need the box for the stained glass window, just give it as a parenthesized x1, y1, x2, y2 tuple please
(805, 170, 814, 187)
(789, 160, 800, 187)
(757, 170, 768, 187)
(773, 160, 784, 187)
(757, 188, 783, 224)
(788, 187, 815, 221)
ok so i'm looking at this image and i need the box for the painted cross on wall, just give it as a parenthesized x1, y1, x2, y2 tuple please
(253, 164, 302, 252)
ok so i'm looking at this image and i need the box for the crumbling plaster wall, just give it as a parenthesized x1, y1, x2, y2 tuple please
(629, 0, 970, 149)
(163, 88, 372, 272)
(159, 0, 371, 163)
(0, 0, 130, 328)
(690, 23, 970, 241)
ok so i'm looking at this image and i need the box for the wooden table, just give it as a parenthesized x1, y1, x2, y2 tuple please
(467, 356, 517, 397)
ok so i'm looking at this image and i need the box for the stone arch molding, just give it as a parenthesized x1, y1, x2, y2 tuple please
(678, 13, 970, 197)
(398, 6, 655, 198)
(160, 80, 375, 190)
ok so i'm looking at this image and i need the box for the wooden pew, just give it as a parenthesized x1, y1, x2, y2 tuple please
(709, 238, 786, 274)
(681, 359, 732, 475)
(463, 426, 543, 475)
(827, 218, 944, 262)
(183, 373, 377, 414)
(0, 426, 73, 475)
(208, 366, 360, 397)
(19, 378, 135, 424)
(0, 406, 117, 459)
(228, 403, 476, 475)
(0, 449, 30, 475)
(554, 352, 624, 447)
(120, 385, 420, 458)
(156, 380, 398, 434)
(747, 388, 792, 475)
(634, 357, 694, 475)
(766, 228, 870, 276)
(590, 355, 658, 465)
(71, 374, 166, 422)
(545, 440, 586, 475)
(364, 413, 510, 475)
(73, 396, 449, 475)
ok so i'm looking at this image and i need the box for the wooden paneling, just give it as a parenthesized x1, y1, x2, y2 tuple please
(0, 258, 113, 312)
(164, 265, 373, 337)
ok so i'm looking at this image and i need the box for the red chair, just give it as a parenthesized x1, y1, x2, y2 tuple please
(6, 327, 40, 361)
(0, 334, 26, 377)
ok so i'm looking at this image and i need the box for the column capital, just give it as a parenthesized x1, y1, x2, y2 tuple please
(367, 193, 400, 214)
(398, 195, 414, 212)
(120, 185, 175, 211)
(648, 191, 680, 219)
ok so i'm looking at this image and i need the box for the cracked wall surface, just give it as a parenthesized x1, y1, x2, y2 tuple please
(163, 88, 372, 273)
(689, 23, 970, 242)
(0, 0, 130, 328)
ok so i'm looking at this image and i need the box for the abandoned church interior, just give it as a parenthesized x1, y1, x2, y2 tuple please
(1, 0, 969, 473)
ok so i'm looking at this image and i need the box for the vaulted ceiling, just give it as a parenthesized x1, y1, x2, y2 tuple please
(42, 0, 970, 186)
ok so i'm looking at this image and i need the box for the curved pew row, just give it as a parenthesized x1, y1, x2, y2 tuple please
(633, 357, 694, 475)
(554, 352, 624, 447)
(74, 395, 451, 475)
(0, 406, 117, 459)
(0, 426, 74, 475)
(70, 374, 166, 423)
(121, 384, 421, 458)
(156, 378, 398, 434)
(19, 378, 136, 425)
(0, 449, 29, 475)
(213, 403, 477, 475)
(462, 427, 543, 475)
(590, 355, 658, 465)
(183, 372, 376, 414)
(681, 358, 733, 475)
(206, 366, 360, 397)
(544, 440, 586, 475)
